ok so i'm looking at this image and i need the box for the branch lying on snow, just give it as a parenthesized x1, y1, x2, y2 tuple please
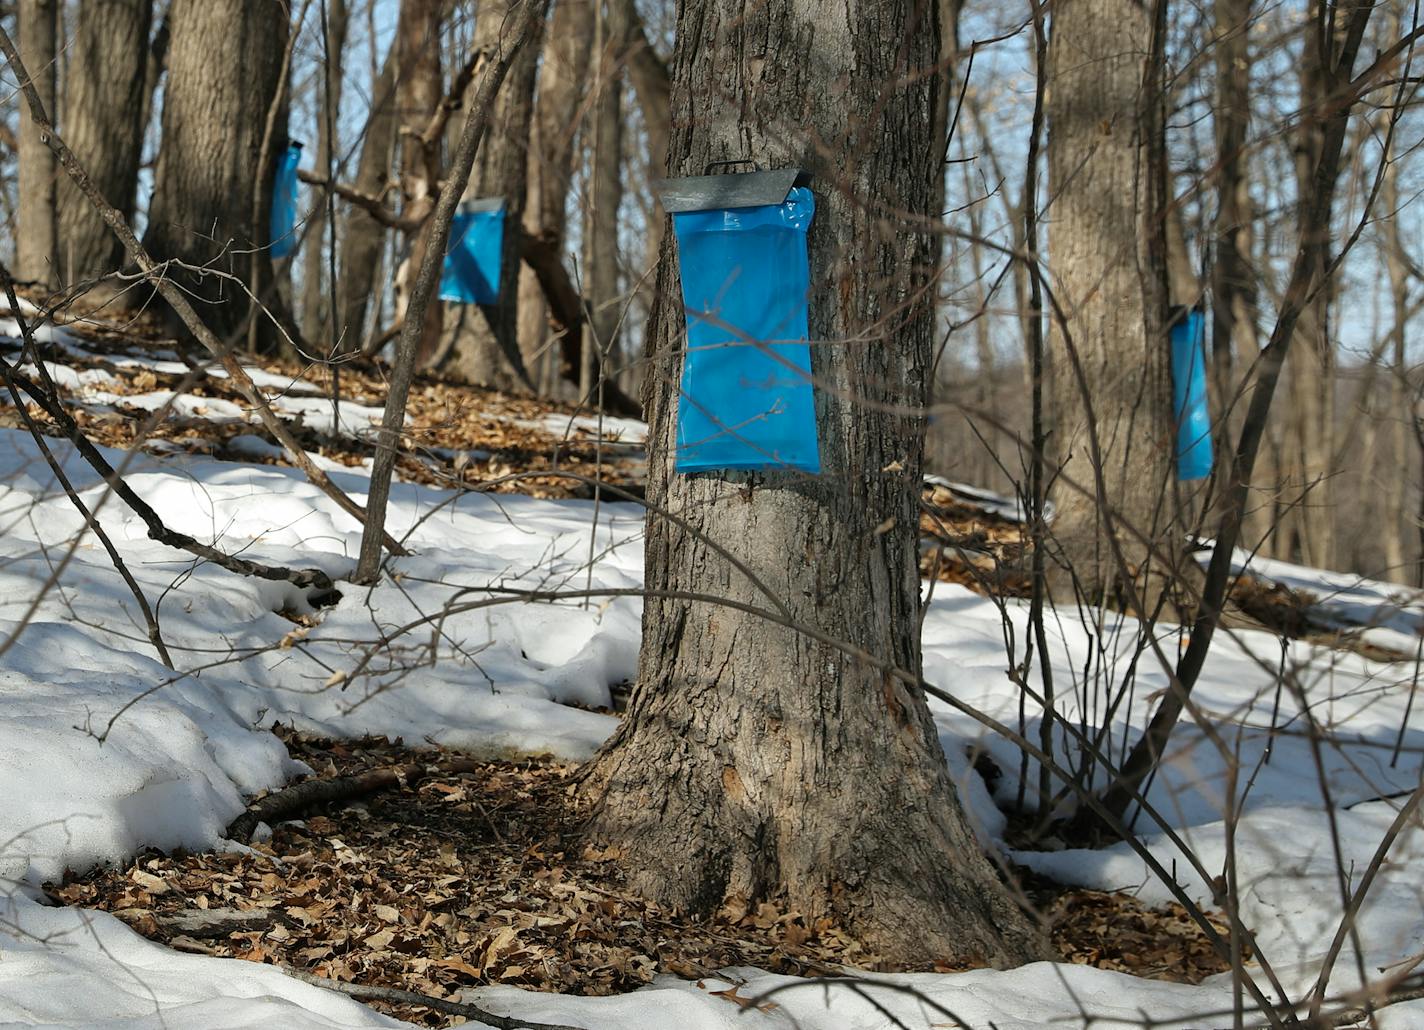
(275, 963, 590, 1030)
(0, 25, 407, 559)
(225, 759, 483, 842)
(0, 354, 337, 593)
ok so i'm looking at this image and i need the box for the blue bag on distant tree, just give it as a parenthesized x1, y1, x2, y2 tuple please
(269, 141, 302, 260)
(669, 185, 819, 473)
(440, 199, 506, 305)
(1170, 308, 1213, 481)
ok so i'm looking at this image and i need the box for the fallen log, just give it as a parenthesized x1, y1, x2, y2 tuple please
(157, 906, 279, 938)
(225, 759, 482, 843)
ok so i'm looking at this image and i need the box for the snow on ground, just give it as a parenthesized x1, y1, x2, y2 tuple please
(1, 338, 1422, 1026)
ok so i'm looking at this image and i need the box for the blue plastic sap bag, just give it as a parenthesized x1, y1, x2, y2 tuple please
(1170, 309, 1213, 481)
(671, 186, 819, 473)
(269, 142, 302, 260)
(440, 201, 506, 305)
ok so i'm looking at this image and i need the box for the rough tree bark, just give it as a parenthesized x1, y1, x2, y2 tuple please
(16, 0, 58, 287)
(1044, 0, 1175, 607)
(142, 0, 288, 346)
(434, 0, 543, 390)
(580, 0, 1045, 967)
(55, 0, 153, 288)
(515, 0, 594, 393)
(301, 0, 349, 345)
(337, 43, 397, 351)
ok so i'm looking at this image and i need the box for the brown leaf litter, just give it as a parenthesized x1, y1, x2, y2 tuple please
(52, 730, 1238, 1027)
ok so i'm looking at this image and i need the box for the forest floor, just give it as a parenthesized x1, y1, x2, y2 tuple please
(2, 305, 1424, 1029)
(50, 730, 1236, 1027)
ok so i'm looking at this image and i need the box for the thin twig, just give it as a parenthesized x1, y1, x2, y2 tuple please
(356, 0, 550, 582)
(0, 271, 173, 667)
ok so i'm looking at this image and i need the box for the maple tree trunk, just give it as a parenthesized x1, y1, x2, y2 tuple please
(434, 0, 542, 390)
(56, 0, 152, 287)
(1278, 15, 1343, 570)
(1043, 0, 1175, 606)
(1380, 143, 1410, 582)
(614, 0, 669, 355)
(614, 0, 667, 180)
(580, 0, 1045, 968)
(16, 0, 57, 287)
(142, 0, 288, 344)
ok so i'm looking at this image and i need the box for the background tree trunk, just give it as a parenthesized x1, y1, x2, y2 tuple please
(391, 0, 443, 364)
(1044, 0, 1175, 606)
(1378, 113, 1410, 582)
(337, 43, 397, 351)
(301, 0, 349, 346)
(55, 0, 152, 289)
(142, 0, 288, 345)
(17, 0, 58, 288)
(515, 0, 594, 395)
(580, 0, 625, 398)
(1277, 3, 1344, 569)
(1210, 0, 1272, 554)
(434, 0, 542, 390)
(581, 0, 1045, 968)
(614, 0, 667, 182)
(613, 0, 669, 348)
(135, 4, 169, 164)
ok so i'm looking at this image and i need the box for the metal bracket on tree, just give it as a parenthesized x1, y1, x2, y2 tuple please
(653, 162, 813, 213)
